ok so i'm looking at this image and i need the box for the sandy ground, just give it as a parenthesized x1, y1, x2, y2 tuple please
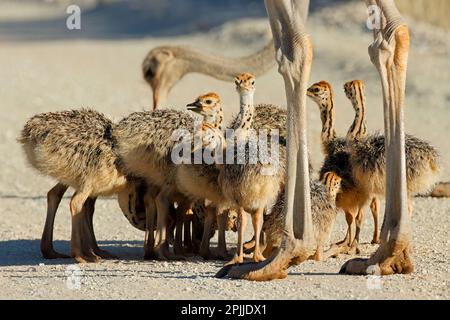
(0, 1, 449, 299)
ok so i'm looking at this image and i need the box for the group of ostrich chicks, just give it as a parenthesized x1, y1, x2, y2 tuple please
(19, 49, 440, 276)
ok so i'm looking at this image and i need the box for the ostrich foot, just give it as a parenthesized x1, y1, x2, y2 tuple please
(340, 238, 413, 275)
(72, 249, 100, 263)
(216, 237, 310, 281)
(243, 239, 256, 253)
(308, 250, 322, 262)
(155, 243, 185, 261)
(349, 239, 360, 255)
(144, 243, 157, 260)
(371, 238, 380, 245)
(224, 254, 244, 266)
(253, 252, 266, 263)
(325, 242, 352, 258)
(42, 249, 71, 259)
(93, 248, 117, 259)
(333, 235, 350, 247)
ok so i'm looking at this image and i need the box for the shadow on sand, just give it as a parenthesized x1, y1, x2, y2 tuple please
(0, 239, 144, 266)
(0, 239, 228, 268)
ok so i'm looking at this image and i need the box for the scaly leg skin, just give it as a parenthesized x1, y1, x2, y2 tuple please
(213, 211, 232, 260)
(79, 199, 101, 261)
(333, 210, 353, 247)
(41, 183, 70, 259)
(258, 232, 267, 256)
(252, 208, 266, 263)
(225, 207, 247, 266)
(191, 214, 203, 254)
(330, 211, 354, 257)
(183, 213, 194, 255)
(323, 244, 343, 261)
(341, 6, 413, 275)
(408, 198, 413, 218)
(243, 236, 256, 253)
(167, 204, 176, 246)
(199, 206, 216, 260)
(370, 197, 380, 244)
(173, 200, 190, 256)
(309, 244, 322, 262)
(144, 191, 156, 260)
(350, 208, 364, 255)
(340, 236, 413, 275)
(84, 197, 117, 259)
(70, 190, 98, 263)
(262, 240, 274, 259)
(153, 190, 180, 260)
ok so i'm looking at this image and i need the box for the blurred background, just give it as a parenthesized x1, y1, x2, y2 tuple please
(0, 0, 448, 40)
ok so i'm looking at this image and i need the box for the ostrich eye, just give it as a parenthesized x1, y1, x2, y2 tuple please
(205, 100, 212, 104)
(251, 81, 255, 85)
(313, 88, 320, 93)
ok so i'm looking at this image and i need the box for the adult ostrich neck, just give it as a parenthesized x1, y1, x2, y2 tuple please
(175, 41, 276, 81)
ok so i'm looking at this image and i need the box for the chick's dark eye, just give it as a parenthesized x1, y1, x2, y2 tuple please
(313, 88, 320, 93)
(251, 81, 255, 85)
(205, 100, 212, 104)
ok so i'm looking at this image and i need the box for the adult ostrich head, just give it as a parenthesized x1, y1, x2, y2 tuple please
(142, 47, 185, 109)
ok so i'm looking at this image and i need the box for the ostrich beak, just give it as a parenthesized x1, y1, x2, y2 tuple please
(186, 100, 202, 112)
(151, 82, 168, 110)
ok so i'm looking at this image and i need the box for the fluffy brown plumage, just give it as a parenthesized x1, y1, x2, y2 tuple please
(19, 109, 131, 262)
(114, 108, 199, 258)
(20, 109, 127, 195)
(219, 73, 286, 264)
(113, 109, 196, 187)
(263, 173, 342, 261)
(230, 103, 287, 143)
(349, 133, 440, 196)
(175, 93, 235, 259)
(222, 103, 287, 214)
(308, 81, 373, 253)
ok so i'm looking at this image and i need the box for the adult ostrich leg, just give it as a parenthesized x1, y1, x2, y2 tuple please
(218, 0, 314, 281)
(341, 0, 413, 275)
